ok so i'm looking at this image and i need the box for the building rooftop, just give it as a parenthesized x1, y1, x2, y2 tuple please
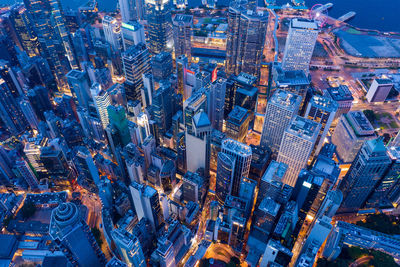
(236, 72, 257, 86)
(193, 110, 211, 128)
(222, 138, 252, 157)
(326, 85, 354, 101)
(365, 138, 387, 154)
(258, 197, 280, 217)
(270, 89, 302, 111)
(309, 95, 338, 113)
(375, 78, 393, 85)
(388, 146, 400, 162)
(275, 67, 310, 86)
(228, 106, 249, 123)
(287, 116, 321, 140)
(345, 111, 375, 136)
(122, 20, 142, 31)
(262, 161, 287, 183)
(291, 18, 318, 30)
(173, 14, 193, 24)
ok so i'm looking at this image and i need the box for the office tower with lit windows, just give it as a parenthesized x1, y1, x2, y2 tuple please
(260, 89, 302, 153)
(151, 52, 173, 82)
(208, 78, 226, 132)
(226, 106, 250, 143)
(304, 95, 338, 156)
(0, 61, 23, 98)
(338, 138, 391, 213)
(122, 21, 146, 50)
(111, 228, 146, 267)
(15, 159, 39, 189)
(0, 78, 28, 135)
(23, 0, 78, 83)
(90, 83, 112, 129)
(122, 43, 151, 101)
(216, 152, 235, 203)
(3, 4, 41, 57)
(366, 146, 400, 208)
(103, 15, 123, 53)
(225, 2, 268, 78)
(172, 14, 192, 60)
(50, 202, 107, 266)
(282, 18, 318, 74)
(331, 111, 376, 163)
(66, 70, 92, 110)
(152, 84, 174, 138)
(277, 116, 321, 187)
(221, 138, 252, 196)
(145, 0, 173, 54)
(129, 181, 164, 231)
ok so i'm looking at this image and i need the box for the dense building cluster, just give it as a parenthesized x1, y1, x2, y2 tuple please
(0, 0, 399, 266)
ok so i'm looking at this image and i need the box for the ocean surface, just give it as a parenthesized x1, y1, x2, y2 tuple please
(1, 0, 399, 32)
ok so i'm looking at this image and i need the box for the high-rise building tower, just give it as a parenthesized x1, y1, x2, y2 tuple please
(129, 181, 164, 231)
(122, 21, 146, 50)
(145, 0, 173, 54)
(75, 146, 101, 186)
(103, 15, 123, 53)
(91, 83, 112, 129)
(172, 14, 193, 61)
(225, 2, 268, 78)
(49, 202, 106, 266)
(304, 95, 338, 156)
(15, 159, 39, 189)
(119, 0, 137, 22)
(331, 111, 376, 163)
(0, 78, 28, 135)
(226, 106, 250, 143)
(281, 18, 318, 74)
(260, 89, 302, 153)
(23, 0, 78, 84)
(216, 152, 235, 203)
(122, 43, 151, 101)
(338, 138, 391, 213)
(277, 116, 321, 187)
(209, 77, 227, 132)
(111, 228, 146, 267)
(221, 138, 252, 196)
(66, 70, 92, 110)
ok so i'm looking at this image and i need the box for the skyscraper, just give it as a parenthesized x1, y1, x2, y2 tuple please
(103, 15, 123, 53)
(122, 21, 146, 50)
(281, 18, 318, 74)
(129, 181, 164, 231)
(91, 83, 112, 129)
(304, 95, 338, 156)
(221, 138, 252, 196)
(216, 152, 235, 203)
(122, 43, 151, 101)
(111, 228, 146, 267)
(185, 110, 212, 176)
(49, 202, 106, 266)
(23, 0, 78, 84)
(66, 70, 92, 110)
(225, 2, 268, 78)
(145, 0, 173, 54)
(338, 138, 391, 213)
(75, 146, 101, 186)
(226, 106, 250, 143)
(331, 111, 376, 163)
(172, 14, 193, 61)
(208, 77, 227, 132)
(260, 89, 302, 153)
(15, 159, 39, 189)
(0, 78, 28, 135)
(277, 116, 321, 187)
(119, 0, 137, 22)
